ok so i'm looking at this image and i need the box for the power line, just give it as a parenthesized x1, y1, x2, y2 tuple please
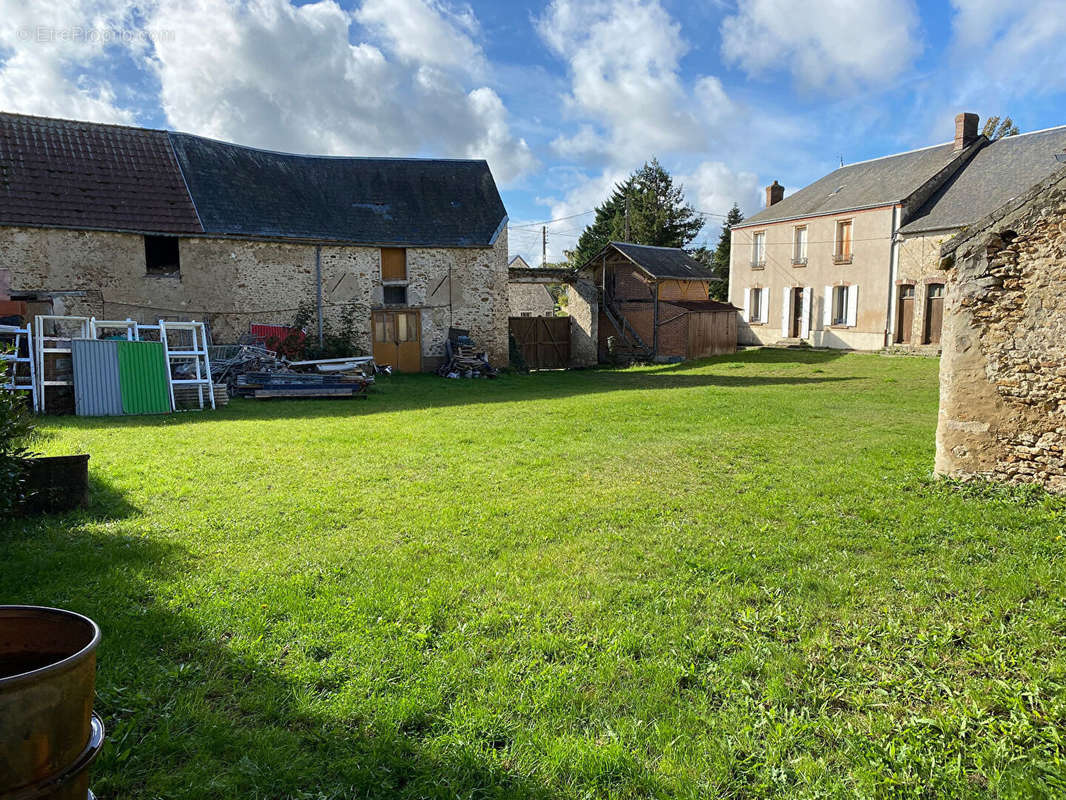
(508, 210, 596, 230)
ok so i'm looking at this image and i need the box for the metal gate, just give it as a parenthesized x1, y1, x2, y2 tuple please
(508, 316, 570, 370)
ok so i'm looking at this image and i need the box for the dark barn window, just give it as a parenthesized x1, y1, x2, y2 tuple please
(383, 285, 407, 306)
(145, 236, 180, 275)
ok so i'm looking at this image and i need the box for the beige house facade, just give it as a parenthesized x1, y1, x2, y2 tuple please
(729, 114, 1066, 352)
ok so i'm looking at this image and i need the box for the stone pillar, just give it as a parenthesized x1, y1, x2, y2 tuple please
(567, 270, 599, 367)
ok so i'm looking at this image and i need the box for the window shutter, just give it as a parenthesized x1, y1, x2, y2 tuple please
(823, 286, 832, 327)
(781, 289, 790, 337)
(742, 288, 750, 321)
(801, 287, 811, 338)
(846, 285, 859, 327)
(761, 287, 770, 323)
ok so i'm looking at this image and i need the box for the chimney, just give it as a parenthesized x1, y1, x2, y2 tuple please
(954, 112, 979, 151)
(765, 180, 784, 208)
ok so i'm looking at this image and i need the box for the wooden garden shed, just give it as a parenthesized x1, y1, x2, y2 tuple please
(581, 242, 739, 361)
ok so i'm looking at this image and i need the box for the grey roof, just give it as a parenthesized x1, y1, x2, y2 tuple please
(740, 142, 963, 227)
(901, 126, 1066, 233)
(0, 111, 507, 246)
(607, 242, 718, 280)
(169, 133, 506, 247)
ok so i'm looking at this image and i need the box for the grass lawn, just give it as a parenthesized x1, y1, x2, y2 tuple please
(3, 349, 1065, 799)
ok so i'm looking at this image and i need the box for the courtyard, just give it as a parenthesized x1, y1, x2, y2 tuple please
(2, 349, 1064, 798)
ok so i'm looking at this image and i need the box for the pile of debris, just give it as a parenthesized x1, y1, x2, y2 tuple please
(438, 328, 498, 379)
(235, 370, 372, 399)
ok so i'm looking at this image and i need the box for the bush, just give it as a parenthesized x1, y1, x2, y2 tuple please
(288, 301, 367, 361)
(0, 351, 36, 515)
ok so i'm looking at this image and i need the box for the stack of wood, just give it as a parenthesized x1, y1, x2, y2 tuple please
(173, 383, 229, 409)
(235, 371, 372, 399)
(437, 328, 498, 378)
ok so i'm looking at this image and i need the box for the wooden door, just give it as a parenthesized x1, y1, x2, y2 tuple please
(924, 284, 944, 345)
(372, 309, 422, 371)
(790, 287, 804, 338)
(896, 285, 914, 343)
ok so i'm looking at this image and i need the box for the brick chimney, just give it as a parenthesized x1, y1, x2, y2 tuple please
(765, 180, 784, 208)
(954, 112, 979, 151)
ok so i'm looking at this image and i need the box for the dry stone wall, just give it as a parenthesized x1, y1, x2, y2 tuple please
(936, 169, 1066, 492)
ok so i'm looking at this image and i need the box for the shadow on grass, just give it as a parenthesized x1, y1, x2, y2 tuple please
(47, 349, 859, 431)
(0, 480, 555, 799)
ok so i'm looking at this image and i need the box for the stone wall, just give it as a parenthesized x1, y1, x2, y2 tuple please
(507, 282, 555, 317)
(0, 226, 509, 367)
(936, 168, 1066, 492)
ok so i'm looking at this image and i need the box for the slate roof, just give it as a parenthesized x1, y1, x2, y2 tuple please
(739, 142, 964, 228)
(607, 242, 718, 280)
(901, 126, 1066, 233)
(0, 112, 202, 234)
(0, 112, 507, 247)
(168, 132, 506, 247)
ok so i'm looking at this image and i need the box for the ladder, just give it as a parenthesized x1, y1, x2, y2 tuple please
(89, 317, 137, 341)
(35, 315, 90, 413)
(0, 322, 39, 412)
(160, 320, 215, 411)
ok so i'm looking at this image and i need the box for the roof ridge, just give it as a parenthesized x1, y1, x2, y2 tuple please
(842, 139, 955, 168)
(986, 123, 1066, 141)
(169, 129, 488, 164)
(611, 241, 687, 251)
(0, 110, 167, 135)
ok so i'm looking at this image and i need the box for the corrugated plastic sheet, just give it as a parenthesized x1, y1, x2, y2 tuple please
(72, 339, 123, 416)
(116, 341, 171, 415)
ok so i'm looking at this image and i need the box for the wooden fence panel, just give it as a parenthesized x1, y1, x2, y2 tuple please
(509, 316, 570, 369)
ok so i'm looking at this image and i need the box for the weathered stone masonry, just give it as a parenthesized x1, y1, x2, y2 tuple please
(0, 226, 510, 367)
(936, 168, 1066, 492)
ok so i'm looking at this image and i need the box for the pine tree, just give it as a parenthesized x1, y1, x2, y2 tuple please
(706, 204, 743, 301)
(567, 159, 704, 267)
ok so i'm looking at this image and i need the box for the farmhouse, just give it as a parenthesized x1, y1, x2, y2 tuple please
(585, 241, 737, 361)
(0, 111, 510, 371)
(730, 113, 1066, 351)
(936, 165, 1066, 493)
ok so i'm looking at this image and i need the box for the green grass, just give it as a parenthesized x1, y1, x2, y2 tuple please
(3, 349, 1066, 799)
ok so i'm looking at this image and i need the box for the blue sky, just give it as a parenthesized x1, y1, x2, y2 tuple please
(2, 0, 1065, 264)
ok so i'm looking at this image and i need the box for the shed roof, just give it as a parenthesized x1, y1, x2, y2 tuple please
(667, 299, 739, 312)
(169, 133, 507, 247)
(739, 141, 965, 228)
(901, 126, 1066, 234)
(604, 242, 717, 280)
(0, 112, 202, 234)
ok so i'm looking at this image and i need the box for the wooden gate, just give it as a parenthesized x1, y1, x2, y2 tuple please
(509, 316, 570, 369)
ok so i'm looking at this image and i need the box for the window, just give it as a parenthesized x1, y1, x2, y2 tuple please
(792, 226, 807, 265)
(145, 235, 180, 275)
(749, 288, 763, 323)
(834, 220, 853, 263)
(832, 285, 849, 325)
(383, 285, 407, 305)
(751, 232, 766, 267)
(381, 247, 407, 281)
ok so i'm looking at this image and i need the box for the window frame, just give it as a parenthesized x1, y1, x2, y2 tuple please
(833, 219, 853, 264)
(751, 231, 766, 268)
(832, 285, 849, 326)
(749, 287, 763, 323)
(383, 285, 408, 306)
(792, 225, 807, 266)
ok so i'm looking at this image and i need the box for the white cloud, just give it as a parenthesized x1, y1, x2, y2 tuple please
(536, 0, 708, 164)
(354, 0, 484, 75)
(721, 0, 923, 92)
(0, 0, 535, 184)
(680, 161, 761, 223)
(0, 0, 139, 122)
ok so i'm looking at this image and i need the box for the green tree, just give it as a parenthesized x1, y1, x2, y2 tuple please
(708, 204, 743, 300)
(982, 116, 1020, 140)
(567, 159, 704, 267)
(0, 351, 35, 515)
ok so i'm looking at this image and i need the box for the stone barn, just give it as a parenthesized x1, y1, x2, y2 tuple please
(582, 242, 736, 362)
(0, 111, 510, 371)
(936, 166, 1066, 492)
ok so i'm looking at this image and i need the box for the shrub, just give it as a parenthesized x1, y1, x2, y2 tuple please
(0, 351, 36, 515)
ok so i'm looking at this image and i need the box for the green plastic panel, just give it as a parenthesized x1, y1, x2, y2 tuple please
(116, 341, 171, 415)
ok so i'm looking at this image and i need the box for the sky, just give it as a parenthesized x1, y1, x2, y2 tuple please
(2, 0, 1065, 265)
